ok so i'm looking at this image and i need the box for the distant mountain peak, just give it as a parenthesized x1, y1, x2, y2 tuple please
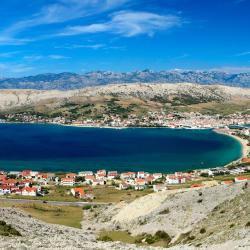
(0, 70, 250, 90)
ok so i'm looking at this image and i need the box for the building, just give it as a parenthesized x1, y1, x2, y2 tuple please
(92, 179, 105, 186)
(118, 182, 130, 190)
(85, 175, 95, 184)
(66, 173, 77, 179)
(60, 178, 75, 186)
(134, 178, 146, 190)
(107, 171, 118, 180)
(2, 179, 18, 187)
(120, 172, 136, 179)
(153, 173, 163, 180)
(235, 176, 248, 183)
(21, 187, 37, 196)
(153, 184, 167, 192)
(22, 170, 32, 178)
(221, 180, 234, 185)
(0, 186, 12, 195)
(166, 175, 186, 184)
(71, 187, 85, 198)
(137, 172, 145, 179)
(97, 170, 106, 176)
(96, 173, 106, 180)
(78, 171, 93, 177)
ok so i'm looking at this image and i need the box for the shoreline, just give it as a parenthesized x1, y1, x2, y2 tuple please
(213, 128, 249, 166)
(0, 121, 247, 171)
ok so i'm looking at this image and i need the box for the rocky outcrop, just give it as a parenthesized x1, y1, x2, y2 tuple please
(0, 83, 250, 111)
(0, 208, 156, 250)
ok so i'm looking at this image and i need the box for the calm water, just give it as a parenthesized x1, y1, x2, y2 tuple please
(0, 123, 242, 173)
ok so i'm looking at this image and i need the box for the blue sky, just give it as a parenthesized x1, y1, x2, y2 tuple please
(0, 0, 250, 76)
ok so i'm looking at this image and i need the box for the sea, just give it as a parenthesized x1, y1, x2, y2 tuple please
(0, 123, 242, 173)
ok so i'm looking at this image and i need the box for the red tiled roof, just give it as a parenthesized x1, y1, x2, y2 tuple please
(236, 176, 248, 180)
(72, 187, 85, 197)
(22, 187, 37, 192)
(61, 178, 74, 181)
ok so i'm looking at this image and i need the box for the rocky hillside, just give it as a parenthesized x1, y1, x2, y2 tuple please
(1, 70, 250, 90)
(0, 208, 155, 250)
(86, 182, 250, 250)
(1, 182, 249, 249)
(0, 83, 250, 112)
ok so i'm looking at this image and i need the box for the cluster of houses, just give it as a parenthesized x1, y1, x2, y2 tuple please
(1, 162, 250, 199)
(3, 110, 250, 129)
(0, 170, 54, 196)
(59, 170, 194, 191)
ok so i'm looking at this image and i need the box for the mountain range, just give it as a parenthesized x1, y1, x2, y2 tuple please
(1, 70, 250, 90)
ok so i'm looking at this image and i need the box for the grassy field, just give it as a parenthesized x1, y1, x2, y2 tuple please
(0, 202, 83, 228)
(98, 230, 171, 247)
(88, 185, 153, 203)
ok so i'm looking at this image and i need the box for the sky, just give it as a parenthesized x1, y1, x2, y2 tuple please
(0, 0, 250, 77)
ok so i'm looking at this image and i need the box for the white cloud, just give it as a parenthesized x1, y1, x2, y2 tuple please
(59, 11, 182, 37)
(0, 0, 129, 45)
(57, 43, 106, 49)
(0, 63, 34, 73)
(0, 51, 20, 58)
(209, 66, 250, 73)
(23, 55, 44, 61)
(48, 54, 70, 59)
(235, 51, 250, 56)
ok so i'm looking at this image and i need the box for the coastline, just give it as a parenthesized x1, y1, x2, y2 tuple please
(0, 122, 246, 171)
(213, 128, 249, 165)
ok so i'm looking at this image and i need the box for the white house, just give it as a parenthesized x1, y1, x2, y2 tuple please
(78, 171, 93, 177)
(153, 184, 167, 192)
(85, 175, 95, 184)
(107, 171, 118, 180)
(153, 173, 163, 180)
(21, 187, 37, 196)
(166, 175, 186, 185)
(137, 172, 145, 179)
(60, 178, 75, 186)
(0, 186, 11, 195)
(235, 176, 248, 183)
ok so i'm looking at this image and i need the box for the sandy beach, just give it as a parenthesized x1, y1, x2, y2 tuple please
(214, 128, 250, 160)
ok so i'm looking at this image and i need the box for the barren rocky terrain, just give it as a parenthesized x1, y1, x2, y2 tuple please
(84, 182, 250, 249)
(0, 182, 250, 249)
(0, 83, 250, 114)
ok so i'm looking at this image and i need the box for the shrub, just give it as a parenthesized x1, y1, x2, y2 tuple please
(155, 230, 171, 243)
(82, 205, 92, 210)
(0, 221, 21, 236)
(98, 235, 113, 242)
(145, 235, 155, 244)
(197, 199, 203, 203)
(245, 222, 250, 227)
(200, 228, 206, 234)
(159, 208, 170, 215)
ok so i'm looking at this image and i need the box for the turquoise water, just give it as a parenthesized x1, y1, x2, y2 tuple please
(0, 123, 242, 173)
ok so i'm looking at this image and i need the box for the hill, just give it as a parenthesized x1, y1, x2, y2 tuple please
(1, 182, 250, 249)
(1, 70, 250, 90)
(0, 83, 250, 117)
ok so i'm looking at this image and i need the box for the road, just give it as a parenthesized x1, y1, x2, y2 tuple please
(0, 198, 108, 207)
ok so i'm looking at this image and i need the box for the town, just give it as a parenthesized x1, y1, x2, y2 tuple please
(1, 156, 250, 201)
(1, 110, 250, 129)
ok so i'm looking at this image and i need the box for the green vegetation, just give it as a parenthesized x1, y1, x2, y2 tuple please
(88, 185, 153, 203)
(82, 205, 92, 210)
(0, 221, 21, 236)
(0, 202, 82, 228)
(98, 230, 171, 247)
(245, 222, 250, 227)
(159, 208, 170, 215)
